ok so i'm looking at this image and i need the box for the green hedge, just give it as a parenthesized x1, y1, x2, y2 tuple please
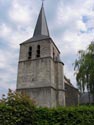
(35, 106, 94, 125)
(0, 104, 36, 125)
(0, 90, 94, 125)
(1, 105, 94, 125)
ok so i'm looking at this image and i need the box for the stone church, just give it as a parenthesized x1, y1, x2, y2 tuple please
(16, 4, 79, 107)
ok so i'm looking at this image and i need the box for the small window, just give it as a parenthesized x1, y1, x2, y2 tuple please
(37, 45, 40, 49)
(36, 45, 40, 58)
(28, 46, 32, 59)
(53, 48, 55, 59)
(29, 47, 32, 51)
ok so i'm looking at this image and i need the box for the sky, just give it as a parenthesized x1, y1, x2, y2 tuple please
(0, 0, 94, 98)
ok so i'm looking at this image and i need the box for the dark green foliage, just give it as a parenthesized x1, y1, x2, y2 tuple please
(35, 106, 94, 125)
(74, 43, 94, 96)
(0, 89, 36, 125)
(0, 90, 94, 125)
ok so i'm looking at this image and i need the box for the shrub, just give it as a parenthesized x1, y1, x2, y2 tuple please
(0, 90, 94, 125)
(0, 89, 36, 125)
(35, 106, 94, 125)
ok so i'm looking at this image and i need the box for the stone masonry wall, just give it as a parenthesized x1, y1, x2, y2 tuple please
(17, 87, 57, 107)
(17, 58, 52, 89)
(17, 38, 65, 107)
(19, 39, 51, 62)
(65, 84, 79, 106)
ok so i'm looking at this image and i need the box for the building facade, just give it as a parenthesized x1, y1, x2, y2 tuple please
(16, 4, 79, 107)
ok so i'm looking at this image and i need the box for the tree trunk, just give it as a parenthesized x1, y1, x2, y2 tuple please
(88, 92, 91, 104)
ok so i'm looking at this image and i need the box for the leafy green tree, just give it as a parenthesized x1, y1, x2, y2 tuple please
(74, 42, 94, 102)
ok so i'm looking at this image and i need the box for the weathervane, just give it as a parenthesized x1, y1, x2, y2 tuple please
(42, 0, 45, 5)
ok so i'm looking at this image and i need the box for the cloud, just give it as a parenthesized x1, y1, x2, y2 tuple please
(0, 0, 37, 97)
(64, 65, 76, 86)
(9, 0, 31, 24)
(9, 0, 37, 25)
(50, 0, 94, 86)
(0, 23, 33, 48)
(0, 48, 17, 98)
(0, 0, 94, 97)
(56, 0, 94, 54)
(0, 23, 12, 37)
(0, 0, 39, 48)
(8, 26, 33, 48)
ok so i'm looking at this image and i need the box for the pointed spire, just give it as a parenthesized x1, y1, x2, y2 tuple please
(33, 3, 50, 37)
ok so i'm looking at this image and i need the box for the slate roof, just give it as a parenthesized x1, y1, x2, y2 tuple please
(21, 3, 50, 44)
(33, 4, 50, 37)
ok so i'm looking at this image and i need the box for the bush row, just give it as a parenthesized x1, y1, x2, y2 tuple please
(35, 106, 94, 125)
(1, 104, 94, 125)
(0, 90, 94, 125)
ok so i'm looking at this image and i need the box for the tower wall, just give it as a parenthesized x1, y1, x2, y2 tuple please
(17, 58, 51, 89)
(19, 39, 51, 62)
(16, 3, 66, 107)
(17, 38, 65, 107)
(17, 39, 61, 88)
(57, 62, 65, 106)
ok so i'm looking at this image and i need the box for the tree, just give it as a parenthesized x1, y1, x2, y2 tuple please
(74, 42, 94, 103)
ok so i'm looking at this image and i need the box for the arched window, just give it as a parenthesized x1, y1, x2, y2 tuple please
(28, 46, 32, 59)
(29, 46, 32, 51)
(36, 45, 40, 57)
(53, 48, 55, 59)
(37, 45, 40, 49)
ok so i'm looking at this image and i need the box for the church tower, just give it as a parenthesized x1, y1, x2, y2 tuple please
(16, 4, 65, 107)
